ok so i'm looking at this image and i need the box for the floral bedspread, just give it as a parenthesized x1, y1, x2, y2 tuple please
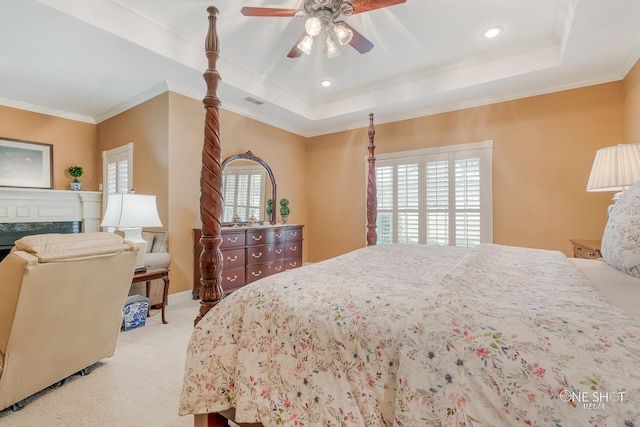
(180, 244, 640, 426)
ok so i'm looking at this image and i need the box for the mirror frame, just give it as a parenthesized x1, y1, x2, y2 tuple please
(222, 151, 277, 225)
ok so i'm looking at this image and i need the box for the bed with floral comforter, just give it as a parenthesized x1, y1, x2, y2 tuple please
(180, 243, 640, 426)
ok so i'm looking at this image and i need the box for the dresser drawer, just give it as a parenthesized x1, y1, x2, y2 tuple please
(246, 229, 278, 245)
(284, 242, 301, 259)
(221, 230, 245, 248)
(247, 243, 284, 265)
(284, 227, 302, 241)
(221, 267, 245, 293)
(274, 229, 285, 241)
(284, 257, 302, 270)
(222, 248, 245, 269)
(246, 261, 283, 283)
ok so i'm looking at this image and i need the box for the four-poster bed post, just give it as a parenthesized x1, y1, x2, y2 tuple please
(366, 112, 377, 246)
(197, 6, 224, 326)
(193, 6, 377, 427)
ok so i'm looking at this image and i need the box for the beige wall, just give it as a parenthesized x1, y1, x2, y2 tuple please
(306, 82, 624, 261)
(4, 58, 640, 293)
(97, 93, 170, 227)
(0, 106, 98, 190)
(98, 92, 308, 295)
(623, 59, 640, 142)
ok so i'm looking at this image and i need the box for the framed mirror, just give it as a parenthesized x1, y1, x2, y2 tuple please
(221, 151, 276, 225)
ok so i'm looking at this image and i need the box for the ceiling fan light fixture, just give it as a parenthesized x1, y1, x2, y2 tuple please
(326, 35, 341, 59)
(297, 34, 315, 55)
(305, 16, 322, 37)
(333, 21, 353, 45)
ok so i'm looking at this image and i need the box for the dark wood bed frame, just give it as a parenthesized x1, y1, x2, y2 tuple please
(194, 7, 377, 426)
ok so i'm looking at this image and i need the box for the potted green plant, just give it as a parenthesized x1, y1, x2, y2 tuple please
(279, 198, 290, 224)
(266, 198, 273, 222)
(67, 165, 84, 191)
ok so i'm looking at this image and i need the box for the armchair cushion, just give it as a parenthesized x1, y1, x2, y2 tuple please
(115, 230, 169, 268)
(13, 232, 135, 263)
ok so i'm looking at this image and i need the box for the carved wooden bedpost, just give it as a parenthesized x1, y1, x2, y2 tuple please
(366, 113, 377, 246)
(196, 6, 224, 325)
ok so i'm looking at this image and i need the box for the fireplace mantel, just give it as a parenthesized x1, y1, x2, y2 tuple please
(0, 188, 102, 232)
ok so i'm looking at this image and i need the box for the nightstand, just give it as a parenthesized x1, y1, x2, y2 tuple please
(132, 267, 170, 324)
(569, 239, 602, 259)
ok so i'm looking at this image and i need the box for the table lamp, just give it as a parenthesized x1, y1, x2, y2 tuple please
(101, 193, 162, 271)
(587, 142, 640, 215)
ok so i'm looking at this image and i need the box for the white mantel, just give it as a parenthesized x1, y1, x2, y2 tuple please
(0, 188, 102, 232)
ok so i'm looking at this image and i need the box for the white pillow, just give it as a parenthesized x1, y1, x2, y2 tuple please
(601, 181, 640, 277)
(151, 231, 168, 253)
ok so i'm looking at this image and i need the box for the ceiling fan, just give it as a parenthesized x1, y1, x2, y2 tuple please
(241, 0, 406, 59)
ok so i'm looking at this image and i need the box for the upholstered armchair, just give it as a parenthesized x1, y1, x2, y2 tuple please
(141, 230, 170, 269)
(128, 230, 170, 306)
(0, 232, 137, 411)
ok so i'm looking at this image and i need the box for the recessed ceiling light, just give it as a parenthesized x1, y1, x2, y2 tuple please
(319, 80, 333, 87)
(482, 26, 503, 39)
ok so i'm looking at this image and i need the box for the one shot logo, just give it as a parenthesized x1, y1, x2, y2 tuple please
(559, 390, 628, 410)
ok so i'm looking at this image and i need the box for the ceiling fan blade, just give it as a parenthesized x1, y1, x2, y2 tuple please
(241, 7, 301, 17)
(344, 23, 374, 54)
(287, 32, 308, 58)
(350, 0, 406, 14)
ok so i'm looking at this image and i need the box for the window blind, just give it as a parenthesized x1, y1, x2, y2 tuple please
(222, 166, 266, 222)
(101, 143, 134, 230)
(102, 142, 133, 191)
(373, 141, 492, 247)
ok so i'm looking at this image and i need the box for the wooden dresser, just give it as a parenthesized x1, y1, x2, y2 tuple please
(193, 225, 304, 299)
(569, 239, 602, 259)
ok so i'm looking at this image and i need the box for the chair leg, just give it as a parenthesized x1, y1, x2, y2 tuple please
(11, 401, 24, 411)
(79, 368, 88, 376)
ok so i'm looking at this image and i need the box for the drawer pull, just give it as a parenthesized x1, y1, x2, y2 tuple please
(289, 262, 297, 268)
(252, 271, 263, 277)
(289, 246, 297, 252)
(227, 237, 238, 243)
(275, 249, 282, 255)
(252, 252, 263, 258)
(290, 232, 297, 237)
(252, 235, 263, 241)
(276, 232, 282, 238)
(226, 255, 238, 262)
(226, 275, 238, 282)
(275, 266, 282, 272)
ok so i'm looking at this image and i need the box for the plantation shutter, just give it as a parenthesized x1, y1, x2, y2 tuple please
(374, 141, 492, 246)
(102, 142, 133, 218)
(222, 166, 266, 222)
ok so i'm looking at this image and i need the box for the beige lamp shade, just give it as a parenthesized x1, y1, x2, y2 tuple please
(586, 143, 640, 192)
(101, 193, 162, 271)
(101, 194, 162, 228)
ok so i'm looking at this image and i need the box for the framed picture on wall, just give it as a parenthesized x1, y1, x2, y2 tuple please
(0, 137, 53, 189)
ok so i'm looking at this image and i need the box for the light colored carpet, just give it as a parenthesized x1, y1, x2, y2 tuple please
(0, 294, 201, 427)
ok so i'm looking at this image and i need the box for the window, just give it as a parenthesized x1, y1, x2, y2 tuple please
(374, 141, 492, 247)
(102, 142, 133, 208)
(222, 166, 266, 222)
